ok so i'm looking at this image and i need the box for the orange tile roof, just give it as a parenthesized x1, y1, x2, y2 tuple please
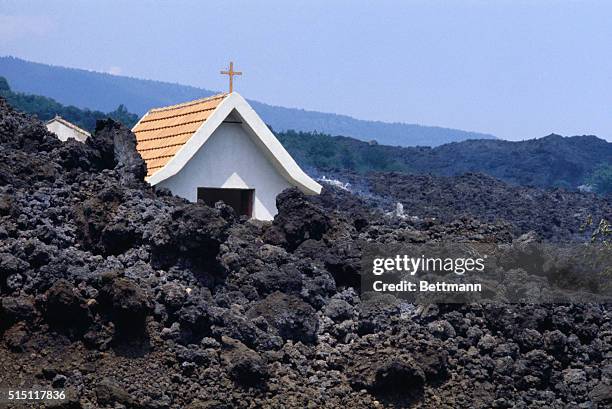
(133, 93, 228, 177)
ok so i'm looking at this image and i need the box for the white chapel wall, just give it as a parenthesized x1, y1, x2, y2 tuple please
(156, 122, 293, 220)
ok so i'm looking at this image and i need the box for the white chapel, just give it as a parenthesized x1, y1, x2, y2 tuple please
(132, 63, 321, 220)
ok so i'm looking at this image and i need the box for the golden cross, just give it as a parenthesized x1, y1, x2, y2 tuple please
(220, 61, 242, 93)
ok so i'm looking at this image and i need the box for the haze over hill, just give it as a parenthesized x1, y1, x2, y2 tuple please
(0, 56, 496, 147)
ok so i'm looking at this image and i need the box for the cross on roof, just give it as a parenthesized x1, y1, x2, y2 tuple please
(220, 61, 242, 94)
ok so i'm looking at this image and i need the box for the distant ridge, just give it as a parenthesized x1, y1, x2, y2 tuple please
(0, 56, 496, 147)
(277, 130, 612, 191)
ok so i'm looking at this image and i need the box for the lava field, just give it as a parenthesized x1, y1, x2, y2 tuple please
(0, 98, 611, 408)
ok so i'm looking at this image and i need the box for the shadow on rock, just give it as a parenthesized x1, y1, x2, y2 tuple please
(94, 272, 152, 348)
(43, 279, 93, 337)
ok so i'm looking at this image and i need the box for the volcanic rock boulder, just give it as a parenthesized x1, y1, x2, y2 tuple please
(263, 188, 331, 251)
(317, 239, 363, 289)
(100, 218, 140, 256)
(0, 99, 69, 185)
(0, 192, 12, 216)
(0, 98, 58, 151)
(95, 378, 140, 408)
(73, 186, 126, 255)
(1, 295, 36, 328)
(514, 349, 554, 390)
(43, 279, 92, 334)
(247, 291, 319, 344)
(52, 136, 98, 174)
(0, 252, 29, 289)
(92, 119, 147, 186)
(411, 340, 449, 384)
(158, 282, 188, 314)
(177, 301, 214, 344)
(4, 322, 28, 352)
(211, 308, 260, 348)
(45, 117, 145, 185)
(372, 358, 426, 397)
(323, 298, 354, 322)
(348, 350, 427, 402)
(357, 294, 401, 335)
(251, 263, 303, 296)
(96, 273, 151, 337)
(222, 336, 269, 387)
(590, 382, 612, 408)
(150, 204, 231, 276)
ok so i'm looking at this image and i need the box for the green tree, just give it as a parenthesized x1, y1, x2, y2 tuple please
(108, 104, 139, 128)
(339, 147, 356, 170)
(0, 76, 10, 92)
(588, 163, 612, 194)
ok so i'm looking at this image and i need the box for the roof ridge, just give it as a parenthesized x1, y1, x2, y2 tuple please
(148, 93, 228, 113)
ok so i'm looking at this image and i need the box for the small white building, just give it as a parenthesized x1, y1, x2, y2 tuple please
(132, 92, 321, 220)
(46, 116, 90, 142)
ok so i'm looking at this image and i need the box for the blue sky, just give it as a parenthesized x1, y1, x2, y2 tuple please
(0, 0, 611, 141)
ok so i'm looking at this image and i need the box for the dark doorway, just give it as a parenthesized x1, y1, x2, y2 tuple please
(197, 187, 254, 217)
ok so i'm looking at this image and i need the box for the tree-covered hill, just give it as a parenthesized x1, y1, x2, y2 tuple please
(277, 130, 612, 192)
(0, 76, 138, 131)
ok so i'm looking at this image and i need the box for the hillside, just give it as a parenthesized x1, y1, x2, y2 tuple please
(0, 56, 496, 147)
(277, 130, 612, 191)
(317, 171, 612, 242)
(0, 76, 138, 132)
